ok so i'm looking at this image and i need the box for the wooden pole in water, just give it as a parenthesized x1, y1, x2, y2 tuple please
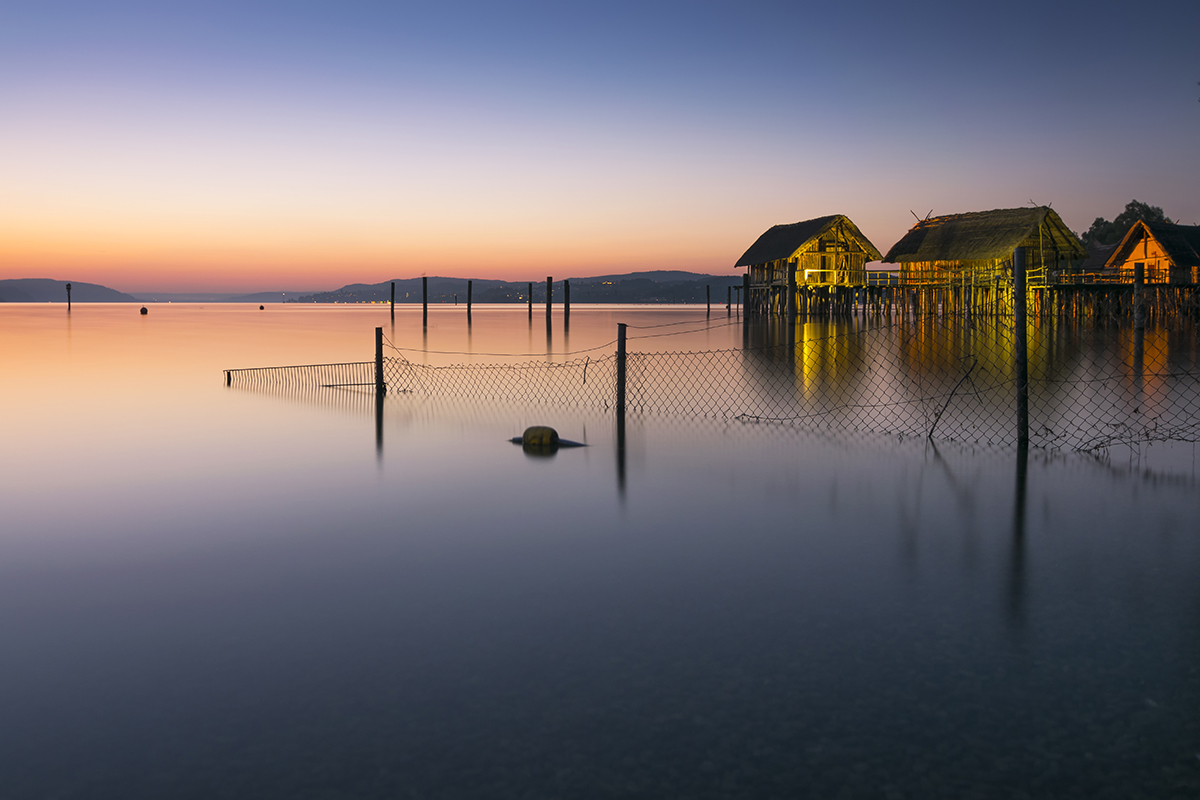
(706, 284, 711, 315)
(616, 323, 627, 417)
(375, 326, 385, 395)
(564, 279, 570, 319)
(787, 261, 797, 322)
(390, 281, 395, 320)
(1133, 262, 1146, 329)
(546, 276, 553, 319)
(527, 282, 533, 320)
(422, 277, 428, 327)
(1014, 247, 1029, 448)
(467, 279, 473, 323)
(66, 282, 71, 311)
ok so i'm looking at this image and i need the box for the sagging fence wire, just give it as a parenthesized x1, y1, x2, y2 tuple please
(225, 311, 1200, 452)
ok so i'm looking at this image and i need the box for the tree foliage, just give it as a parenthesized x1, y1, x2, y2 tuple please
(1080, 200, 1174, 248)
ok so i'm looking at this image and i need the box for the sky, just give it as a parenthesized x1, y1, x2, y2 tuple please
(1, 0, 1198, 293)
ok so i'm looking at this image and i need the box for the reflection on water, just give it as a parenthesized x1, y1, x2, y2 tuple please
(1, 304, 1199, 798)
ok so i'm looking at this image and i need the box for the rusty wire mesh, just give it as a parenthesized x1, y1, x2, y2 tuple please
(226, 313, 1200, 452)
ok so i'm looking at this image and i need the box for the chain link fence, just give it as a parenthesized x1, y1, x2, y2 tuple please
(226, 313, 1200, 452)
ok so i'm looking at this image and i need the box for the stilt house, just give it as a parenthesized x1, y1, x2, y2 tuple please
(1104, 220, 1200, 284)
(882, 207, 1085, 287)
(736, 215, 882, 314)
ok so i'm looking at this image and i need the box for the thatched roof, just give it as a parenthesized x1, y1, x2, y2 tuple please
(735, 214, 882, 267)
(1109, 221, 1200, 269)
(883, 207, 1086, 263)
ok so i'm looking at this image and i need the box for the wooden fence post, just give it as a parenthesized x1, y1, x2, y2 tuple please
(1013, 247, 1028, 448)
(616, 323, 627, 416)
(375, 326, 385, 395)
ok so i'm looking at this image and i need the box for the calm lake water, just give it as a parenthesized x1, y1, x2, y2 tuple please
(2, 303, 1199, 799)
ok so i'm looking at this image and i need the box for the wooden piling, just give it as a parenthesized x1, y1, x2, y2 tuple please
(390, 281, 395, 320)
(616, 323, 627, 417)
(546, 276, 552, 319)
(422, 277, 428, 327)
(374, 326, 385, 395)
(1013, 247, 1029, 448)
(467, 279, 473, 323)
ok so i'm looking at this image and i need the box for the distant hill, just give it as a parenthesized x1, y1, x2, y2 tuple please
(291, 271, 744, 305)
(132, 291, 319, 303)
(0, 279, 137, 303)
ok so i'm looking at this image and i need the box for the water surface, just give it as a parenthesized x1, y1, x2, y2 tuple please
(2, 303, 1199, 799)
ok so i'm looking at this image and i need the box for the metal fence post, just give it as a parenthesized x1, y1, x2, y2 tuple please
(616, 323, 627, 416)
(375, 326, 385, 395)
(1013, 247, 1028, 448)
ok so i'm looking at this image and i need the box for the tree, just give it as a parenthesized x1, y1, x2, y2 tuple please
(1079, 200, 1174, 248)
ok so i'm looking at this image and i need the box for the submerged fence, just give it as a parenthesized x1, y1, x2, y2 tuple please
(225, 311, 1200, 452)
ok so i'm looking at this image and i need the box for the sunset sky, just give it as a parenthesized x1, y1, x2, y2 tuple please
(2, 0, 1198, 292)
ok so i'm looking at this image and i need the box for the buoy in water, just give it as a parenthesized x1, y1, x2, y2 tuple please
(140, 307, 148, 315)
(509, 426, 586, 454)
(521, 426, 559, 447)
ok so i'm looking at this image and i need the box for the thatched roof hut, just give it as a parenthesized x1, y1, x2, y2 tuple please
(736, 214, 882, 315)
(736, 215, 882, 269)
(883, 207, 1085, 286)
(1105, 220, 1200, 284)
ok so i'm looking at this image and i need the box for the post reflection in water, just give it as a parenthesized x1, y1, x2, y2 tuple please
(1008, 439, 1029, 633)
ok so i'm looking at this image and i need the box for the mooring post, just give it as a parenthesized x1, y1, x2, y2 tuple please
(1014, 247, 1029, 449)
(546, 276, 553, 319)
(742, 273, 750, 315)
(422, 277, 428, 327)
(527, 282, 533, 320)
(225, 370, 231, 387)
(706, 284, 711, 315)
(467, 279, 473, 323)
(1133, 262, 1146, 329)
(390, 281, 395, 320)
(726, 285, 731, 314)
(66, 282, 71, 311)
(616, 322, 627, 417)
(564, 279, 570, 319)
(375, 326, 385, 395)
(787, 261, 797, 322)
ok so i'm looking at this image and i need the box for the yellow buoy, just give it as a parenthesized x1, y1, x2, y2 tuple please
(521, 426, 559, 447)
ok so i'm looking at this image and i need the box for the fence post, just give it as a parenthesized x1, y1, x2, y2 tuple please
(375, 326, 385, 395)
(1133, 262, 1146, 329)
(616, 323, 627, 416)
(422, 277, 428, 327)
(787, 260, 797, 322)
(1013, 247, 1028, 448)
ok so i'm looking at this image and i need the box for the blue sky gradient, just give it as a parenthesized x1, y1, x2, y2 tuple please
(2, 1, 1197, 290)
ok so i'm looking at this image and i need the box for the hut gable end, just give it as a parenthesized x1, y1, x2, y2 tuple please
(736, 215, 882, 268)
